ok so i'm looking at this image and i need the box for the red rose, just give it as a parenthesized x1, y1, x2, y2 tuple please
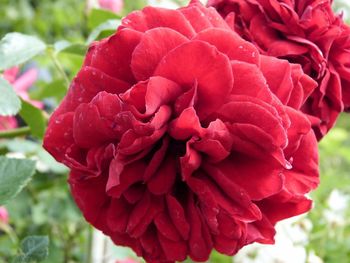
(208, 0, 350, 139)
(44, 1, 319, 262)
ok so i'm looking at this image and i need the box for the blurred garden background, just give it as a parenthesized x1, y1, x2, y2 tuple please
(0, 0, 350, 262)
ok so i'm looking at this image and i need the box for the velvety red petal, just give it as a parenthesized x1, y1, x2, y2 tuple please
(284, 131, 319, 195)
(180, 140, 202, 180)
(144, 137, 169, 181)
(203, 165, 263, 218)
(166, 195, 190, 240)
(194, 28, 260, 65)
(128, 197, 163, 238)
(259, 55, 294, 105)
(131, 28, 188, 81)
(73, 92, 123, 148)
(179, 4, 212, 33)
(64, 67, 130, 113)
(148, 156, 177, 195)
(257, 191, 313, 225)
(121, 6, 195, 38)
(249, 14, 279, 50)
(283, 106, 311, 157)
(187, 194, 212, 262)
(217, 98, 288, 149)
(214, 235, 239, 255)
(154, 212, 182, 242)
(246, 215, 276, 244)
(106, 198, 129, 233)
(107, 161, 145, 197)
(217, 210, 245, 240)
(69, 170, 109, 231)
(111, 233, 143, 257)
(43, 112, 74, 163)
(288, 64, 317, 109)
(214, 155, 284, 201)
(84, 28, 142, 83)
(157, 232, 187, 262)
(144, 77, 182, 115)
(268, 40, 309, 57)
(139, 228, 162, 259)
(193, 119, 232, 163)
(155, 40, 233, 118)
(180, 2, 230, 32)
(169, 107, 203, 140)
(230, 61, 270, 100)
(126, 193, 151, 235)
(118, 106, 171, 155)
(191, 2, 231, 29)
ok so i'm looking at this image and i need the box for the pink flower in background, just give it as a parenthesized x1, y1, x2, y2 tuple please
(4, 67, 42, 109)
(0, 116, 17, 131)
(115, 259, 139, 263)
(0, 207, 9, 224)
(99, 0, 123, 13)
(0, 67, 42, 131)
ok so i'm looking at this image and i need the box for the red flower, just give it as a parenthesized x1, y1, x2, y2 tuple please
(208, 0, 350, 139)
(44, 1, 319, 262)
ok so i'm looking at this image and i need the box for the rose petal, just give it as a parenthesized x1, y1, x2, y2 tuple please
(213, 156, 284, 201)
(122, 6, 195, 38)
(148, 156, 177, 195)
(166, 195, 190, 240)
(131, 28, 189, 80)
(194, 28, 260, 65)
(155, 40, 233, 118)
(85, 28, 142, 83)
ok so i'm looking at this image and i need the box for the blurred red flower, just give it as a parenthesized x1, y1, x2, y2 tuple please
(208, 0, 350, 139)
(44, 1, 319, 262)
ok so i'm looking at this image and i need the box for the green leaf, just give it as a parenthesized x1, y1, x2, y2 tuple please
(0, 77, 21, 116)
(88, 8, 121, 29)
(0, 33, 46, 70)
(54, 40, 87, 56)
(13, 236, 49, 263)
(0, 156, 36, 205)
(19, 99, 46, 139)
(30, 79, 67, 102)
(87, 19, 120, 44)
(123, 0, 148, 13)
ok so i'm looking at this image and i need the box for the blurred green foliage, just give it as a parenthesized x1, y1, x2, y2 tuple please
(0, 0, 86, 42)
(306, 114, 350, 262)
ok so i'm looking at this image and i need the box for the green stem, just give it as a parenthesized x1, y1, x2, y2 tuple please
(47, 48, 70, 89)
(86, 226, 93, 263)
(0, 223, 19, 244)
(0, 127, 31, 139)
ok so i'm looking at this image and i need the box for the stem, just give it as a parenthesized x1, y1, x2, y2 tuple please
(47, 47, 70, 89)
(0, 223, 18, 244)
(0, 127, 31, 139)
(102, 236, 108, 263)
(86, 226, 93, 263)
